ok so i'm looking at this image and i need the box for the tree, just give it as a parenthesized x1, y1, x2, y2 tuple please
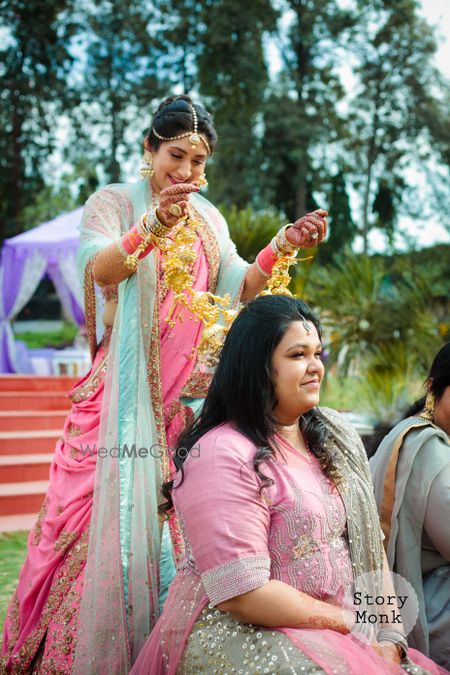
(318, 168, 356, 261)
(259, 0, 355, 220)
(0, 0, 75, 239)
(69, 0, 165, 184)
(195, 0, 277, 208)
(347, 0, 450, 251)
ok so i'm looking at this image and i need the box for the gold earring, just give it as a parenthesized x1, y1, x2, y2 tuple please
(421, 391, 435, 421)
(140, 150, 154, 180)
(199, 172, 208, 189)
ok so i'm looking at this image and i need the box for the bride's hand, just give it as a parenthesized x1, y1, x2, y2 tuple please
(157, 183, 199, 228)
(285, 209, 328, 248)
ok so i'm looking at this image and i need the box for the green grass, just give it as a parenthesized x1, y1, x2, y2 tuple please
(0, 532, 29, 630)
(15, 323, 78, 349)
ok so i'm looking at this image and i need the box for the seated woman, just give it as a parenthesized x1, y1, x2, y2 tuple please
(371, 342, 450, 669)
(132, 296, 447, 674)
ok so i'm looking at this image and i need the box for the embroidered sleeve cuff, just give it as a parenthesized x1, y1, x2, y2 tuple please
(201, 555, 271, 605)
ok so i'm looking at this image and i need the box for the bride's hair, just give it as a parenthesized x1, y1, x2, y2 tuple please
(146, 94, 218, 152)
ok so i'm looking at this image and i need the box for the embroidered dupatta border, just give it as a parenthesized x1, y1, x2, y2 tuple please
(83, 255, 98, 362)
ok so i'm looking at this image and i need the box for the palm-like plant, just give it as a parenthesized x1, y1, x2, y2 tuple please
(221, 205, 286, 263)
(303, 252, 442, 378)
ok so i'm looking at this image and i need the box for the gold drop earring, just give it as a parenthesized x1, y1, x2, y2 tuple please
(421, 390, 436, 421)
(140, 149, 154, 180)
(199, 172, 208, 189)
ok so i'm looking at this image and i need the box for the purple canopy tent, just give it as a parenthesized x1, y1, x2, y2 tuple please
(0, 208, 85, 373)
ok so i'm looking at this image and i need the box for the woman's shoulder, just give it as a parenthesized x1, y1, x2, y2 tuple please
(316, 406, 361, 440)
(84, 182, 133, 211)
(380, 416, 447, 450)
(195, 422, 258, 463)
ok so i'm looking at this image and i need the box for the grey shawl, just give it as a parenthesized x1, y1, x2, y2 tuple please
(370, 417, 450, 663)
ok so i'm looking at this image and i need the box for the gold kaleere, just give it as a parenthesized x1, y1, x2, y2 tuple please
(123, 232, 154, 271)
(156, 209, 237, 364)
(154, 210, 312, 365)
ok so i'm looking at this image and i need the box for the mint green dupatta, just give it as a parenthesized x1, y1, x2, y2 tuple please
(72, 180, 248, 673)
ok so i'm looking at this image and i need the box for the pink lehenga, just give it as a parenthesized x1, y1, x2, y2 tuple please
(1, 180, 248, 674)
(131, 416, 448, 675)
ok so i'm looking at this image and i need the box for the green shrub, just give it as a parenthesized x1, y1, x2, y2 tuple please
(15, 323, 79, 349)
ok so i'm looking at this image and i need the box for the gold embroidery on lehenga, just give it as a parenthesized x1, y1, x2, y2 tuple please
(180, 371, 212, 399)
(5, 531, 89, 674)
(32, 499, 48, 546)
(67, 423, 83, 439)
(166, 400, 195, 429)
(54, 530, 79, 555)
(1, 592, 20, 669)
(68, 353, 108, 403)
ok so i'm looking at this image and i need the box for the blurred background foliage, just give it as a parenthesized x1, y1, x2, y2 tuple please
(1, 0, 449, 421)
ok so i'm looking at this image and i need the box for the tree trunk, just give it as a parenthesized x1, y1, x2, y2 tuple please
(361, 79, 382, 253)
(295, 161, 307, 218)
(107, 46, 120, 183)
(11, 91, 23, 238)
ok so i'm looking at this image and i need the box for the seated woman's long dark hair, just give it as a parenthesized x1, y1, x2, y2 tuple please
(160, 296, 338, 515)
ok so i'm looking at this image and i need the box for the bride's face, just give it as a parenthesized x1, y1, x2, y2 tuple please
(146, 136, 207, 194)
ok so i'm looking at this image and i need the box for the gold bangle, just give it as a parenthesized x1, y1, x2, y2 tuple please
(272, 224, 297, 256)
(148, 208, 173, 238)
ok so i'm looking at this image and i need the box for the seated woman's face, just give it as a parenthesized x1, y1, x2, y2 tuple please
(434, 385, 450, 435)
(271, 320, 324, 424)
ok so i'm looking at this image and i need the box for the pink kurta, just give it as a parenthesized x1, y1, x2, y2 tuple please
(131, 422, 447, 675)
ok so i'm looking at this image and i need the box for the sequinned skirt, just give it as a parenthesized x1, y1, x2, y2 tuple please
(178, 605, 325, 675)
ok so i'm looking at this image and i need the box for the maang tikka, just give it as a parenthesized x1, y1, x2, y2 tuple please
(140, 149, 154, 180)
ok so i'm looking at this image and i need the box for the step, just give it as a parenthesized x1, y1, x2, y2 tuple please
(0, 513, 35, 532)
(0, 480, 49, 516)
(0, 411, 68, 432)
(0, 454, 53, 483)
(0, 375, 77, 392)
(0, 392, 71, 411)
(0, 430, 60, 456)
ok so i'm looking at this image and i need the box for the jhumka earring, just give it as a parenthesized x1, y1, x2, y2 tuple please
(421, 391, 436, 421)
(140, 150, 154, 180)
(199, 172, 208, 189)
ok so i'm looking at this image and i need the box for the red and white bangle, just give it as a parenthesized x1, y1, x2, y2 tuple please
(255, 225, 298, 277)
(117, 215, 154, 262)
